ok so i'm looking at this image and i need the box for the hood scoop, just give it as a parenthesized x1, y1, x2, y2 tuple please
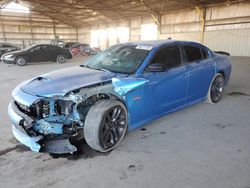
(37, 76, 50, 82)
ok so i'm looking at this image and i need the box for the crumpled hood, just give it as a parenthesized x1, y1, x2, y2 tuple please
(21, 66, 124, 97)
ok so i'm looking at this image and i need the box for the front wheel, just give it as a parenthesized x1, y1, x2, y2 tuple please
(207, 73, 225, 103)
(56, 55, 66, 64)
(84, 100, 128, 152)
(15, 56, 26, 66)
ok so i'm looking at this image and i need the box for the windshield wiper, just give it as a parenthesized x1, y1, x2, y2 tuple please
(80, 64, 111, 73)
(80, 64, 100, 70)
(99, 68, 112, 73)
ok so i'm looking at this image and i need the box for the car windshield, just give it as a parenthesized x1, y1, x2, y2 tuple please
(84, 44, 152, 74)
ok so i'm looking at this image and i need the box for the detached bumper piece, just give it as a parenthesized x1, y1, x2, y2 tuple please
(44, 139, 77, 154)
(12, 125, 42, 152)
(8, 101, 43, 152)
(8, 101, 77, 154)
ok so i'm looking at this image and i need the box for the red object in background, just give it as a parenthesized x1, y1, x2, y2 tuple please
(71, 47, 80, 55)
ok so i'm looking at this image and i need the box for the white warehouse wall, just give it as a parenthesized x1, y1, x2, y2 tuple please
(0, 12, 77, 48)
(77, 1, 250, 56)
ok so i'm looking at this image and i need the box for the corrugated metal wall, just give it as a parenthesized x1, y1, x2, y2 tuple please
(77, 1, 250, 56)
(0, 12, 77, 48)
(204, 29, 250, 56)
(159, 2, 250, 56)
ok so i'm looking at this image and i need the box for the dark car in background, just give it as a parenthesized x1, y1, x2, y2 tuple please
(1, 44, 72, 66)
(0, 43, 21, 58)
(64, 42, 79, 49)
(50, 40, 79, 49)
(50, 39, 65, 48)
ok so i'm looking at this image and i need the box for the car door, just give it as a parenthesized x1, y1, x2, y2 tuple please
(40, 45, 53, 62)
(28, 45, 44, 62)
(142, 45, 188, 118)
(49, 45, 60, 60)
(182, 45, 215, 102)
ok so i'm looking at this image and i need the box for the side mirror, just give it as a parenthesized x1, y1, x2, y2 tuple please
(146, 63, 166, 72)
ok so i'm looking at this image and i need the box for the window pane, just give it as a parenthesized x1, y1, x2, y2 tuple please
(183, 45, 203, 62)
(151, 46, 181, 69)
(32, 46, 41, 51)
(49, 46, 56, 50)
(2, 2, 29, 13)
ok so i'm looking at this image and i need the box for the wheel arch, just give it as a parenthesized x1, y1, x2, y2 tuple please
(14, 55, 27, 65)
(14, 55, 26, 62)
(217, 70, 225, 78)
(84, 92, 127, 108)
(75, 87, 128, 124)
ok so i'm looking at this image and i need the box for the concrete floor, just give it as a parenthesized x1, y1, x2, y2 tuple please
(0, 56, 249, 188)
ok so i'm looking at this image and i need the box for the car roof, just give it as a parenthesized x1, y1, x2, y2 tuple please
(65, 42, 78, 44)
(32, 44, 59, 47)
(121, 40, 204, 48)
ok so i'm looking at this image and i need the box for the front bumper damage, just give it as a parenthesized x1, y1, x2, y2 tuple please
(8, 101, 77, 154)
(8, 76, 149, 154)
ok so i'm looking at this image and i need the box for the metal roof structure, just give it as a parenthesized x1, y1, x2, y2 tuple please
(0, 0, 247, 27)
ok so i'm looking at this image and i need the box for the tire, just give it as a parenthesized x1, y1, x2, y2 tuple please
(56, 55, 66, 64)
(207, 73, 225, 103)
(84, 99, 128, 152)
(15, 56, 26, 66)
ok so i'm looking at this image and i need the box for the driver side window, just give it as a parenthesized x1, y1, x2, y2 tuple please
(151, 45, 181, 69)
(31, 46, 41, 52)
(41, 45, 49, 51)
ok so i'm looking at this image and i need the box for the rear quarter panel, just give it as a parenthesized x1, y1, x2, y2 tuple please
(214, 54, 232, 86)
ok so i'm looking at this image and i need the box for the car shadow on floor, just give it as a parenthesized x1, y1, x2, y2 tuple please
(49, 139, 111, 160)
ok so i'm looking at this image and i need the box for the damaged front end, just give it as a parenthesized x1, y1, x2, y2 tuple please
(8, 76, 148, 154)
(8, 82, 117, 154)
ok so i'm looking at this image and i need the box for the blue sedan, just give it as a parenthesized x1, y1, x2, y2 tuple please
(8, 40, 231, 154)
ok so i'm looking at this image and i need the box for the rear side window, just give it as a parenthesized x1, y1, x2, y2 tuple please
(183, 45, 203, 62)
(49, 46, 57, 50)
(41, 45, 49, 51)
(32, 46, 41, 51)
(151, 46, 181, 69)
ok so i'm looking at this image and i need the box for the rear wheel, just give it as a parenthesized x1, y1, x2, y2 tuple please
(15, 56, 26, 66)
(84, 100, 128, 152)
(56, 55, 66, 64)
(207, 73, 225, 103)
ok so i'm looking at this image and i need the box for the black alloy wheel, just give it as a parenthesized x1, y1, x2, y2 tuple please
(210, 74, 225, 103)
(84, 100, 128, 152)
(100, 105, 127, 149)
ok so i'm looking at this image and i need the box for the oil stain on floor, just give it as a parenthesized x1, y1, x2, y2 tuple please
(227, 91, 250, 97)
(0, 144, 29, 157)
